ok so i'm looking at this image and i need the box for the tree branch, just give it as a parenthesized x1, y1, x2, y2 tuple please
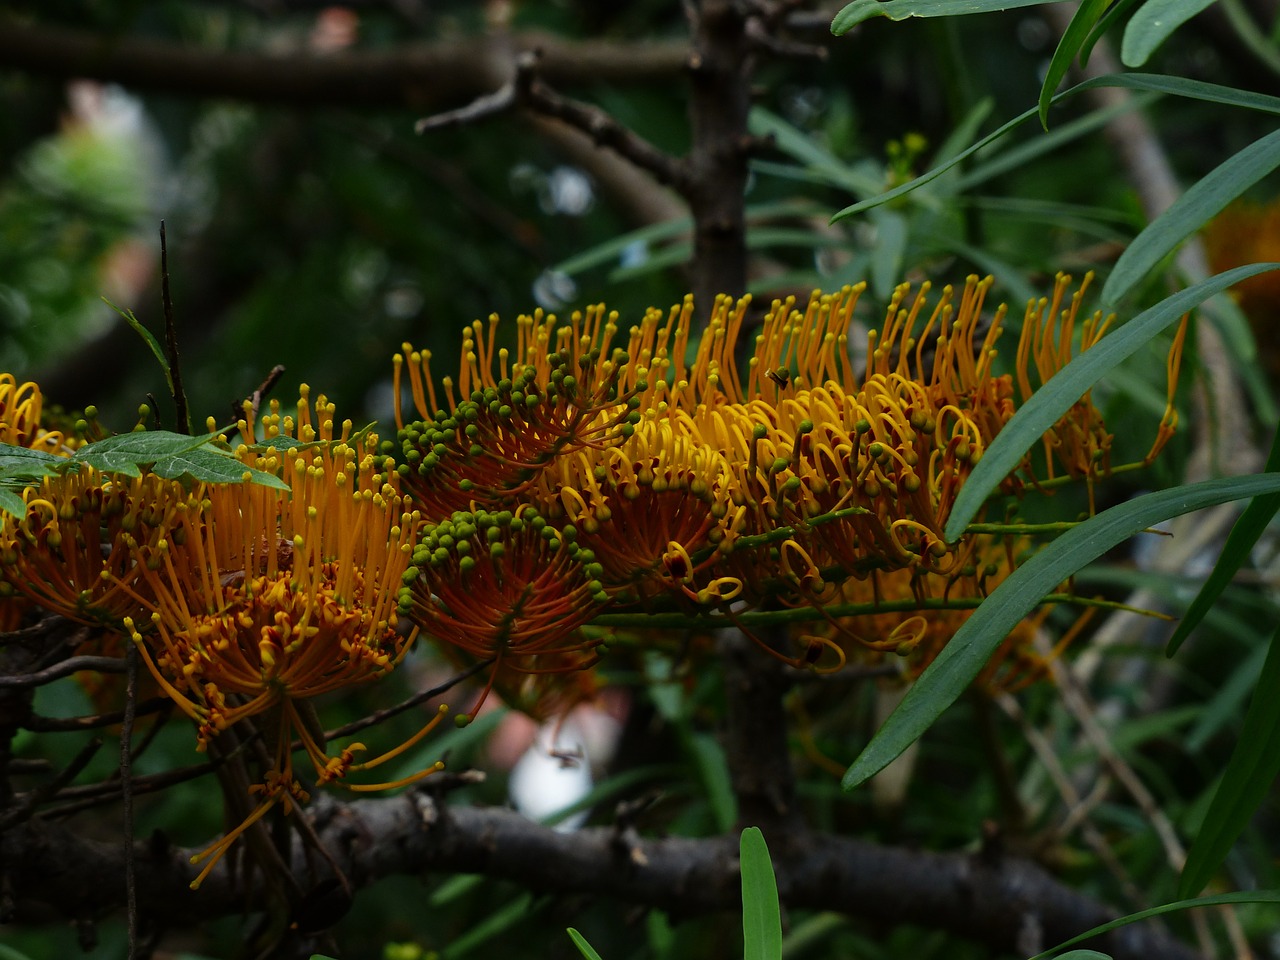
(0, 19, 687, 109)
(5, 792, 1203, 960)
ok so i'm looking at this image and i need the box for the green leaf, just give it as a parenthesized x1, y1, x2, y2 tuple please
(1052, 953, 1112, 960)
(869, 209, 908, 299)
(104, 298, 174, 395)
(1166, 419, 1280, 656)
(1178, 623, 1280, 897)
(567, 929, 605, 960)
(832, 73, 1280, 221)
(689, 731, 738, 832)
(1027, 890, 1280, 958)
(1121, 0, 1218, 66)
(749, 108, 884, 197)
(0, 487, 28, 517)
(832, 0, 1071, 34)
(741, 827, 783, 960)
(74, 431, 290, 490)
(944, 263, 1280, 543)
(1080, 0, 1145, 62)
(151, 448, 291, 490)
(1040, 0, 1113, 128)
(0, 442, 68, 479)
(1102, 128, 1280, 306)
(0, 942, 38, 960)
(844, 473, 1280, 790)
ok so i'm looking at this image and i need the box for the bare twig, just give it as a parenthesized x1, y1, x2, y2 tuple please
(0, 656, 126, 689)
(417, 52, 689, 190)
(159, 222, 192, 436)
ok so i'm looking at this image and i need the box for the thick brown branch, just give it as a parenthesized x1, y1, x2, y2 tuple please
(5, 794, 1202, 960)
(0, 20, 686, 109)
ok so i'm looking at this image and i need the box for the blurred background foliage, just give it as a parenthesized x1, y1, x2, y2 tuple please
(5, 1, 1280, 959)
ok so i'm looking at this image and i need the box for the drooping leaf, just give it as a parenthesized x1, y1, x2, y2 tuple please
(1026, 890, 1280, 958)
(1102, 129, 1280, 306)
(944, 263, 1280, 543)
(741, 827, 783, 960)
(1051, 953, 1112, 960)
(844, 473, 1280, 790)
(1121, 0, 1218, 66)
(1039, 0, 1113, 128)
(832, 0, 1072, 35)
(1166, 419, 1280, 656)
(1178, 623, 1280, 897)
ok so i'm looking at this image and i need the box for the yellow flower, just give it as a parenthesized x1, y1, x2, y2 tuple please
(392, 275, 1180, 675)
(120, 388, 438, 888)
(0, 467, 190, 625)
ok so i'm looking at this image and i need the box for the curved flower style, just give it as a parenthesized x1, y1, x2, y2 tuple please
(0, 374, 70, 453)
(398, 505, 608, 717)
(118, 388, 434, 888)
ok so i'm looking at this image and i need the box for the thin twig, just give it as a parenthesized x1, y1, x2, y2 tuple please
(122, 644, 139, 960)
(23, 697, 170, 732)
(0, 737, 103, 830)
(159, 222, 192, 436)
(0, 655, 126, 689)
(417, 51, 689, 191)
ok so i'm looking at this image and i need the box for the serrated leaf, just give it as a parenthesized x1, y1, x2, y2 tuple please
(151, 448, 290, 490)
(1166, 419, 1280, 656)
(1102, 128, 1280, 306)
(567, 929, 605, 960)
(1178, 623, 1280, 897)
(0, 443, 69, 480)
(944, 264, 1280, 542)
(741, 827, 783, 960)
(1027, 890, 1280, 959)
(1039, 0, 1113, 128)
(75, 430, 220, 472)
(833, 73, 1280, 222)
(832, 0, 1070, 34)
(1121, 0, 1218, 66)
(844, 473, 1280, 791)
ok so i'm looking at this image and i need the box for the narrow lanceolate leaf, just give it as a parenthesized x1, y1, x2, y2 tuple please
(1101, 129, 1280, 306)
(944, 264, 1280, 543)
(1121, 0, 1218, 67)
(1039, 0, 1113, 129)
(1027, 890, 1280, 959)
(740, 827, 783, 960)
(1166, 419, 1280, 656)
(844, 474, 1280, 791)
(832, 73, 1280, 221)
(832, 0, 1070, 34)
(104, 298, 175, 395)
(566, 929, 605, 960)
(1178, 624, 1280, 898)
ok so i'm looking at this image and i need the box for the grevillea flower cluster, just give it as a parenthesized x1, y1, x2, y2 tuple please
(0, 273, 1184, 886)
(392, 274, 1181, 693)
